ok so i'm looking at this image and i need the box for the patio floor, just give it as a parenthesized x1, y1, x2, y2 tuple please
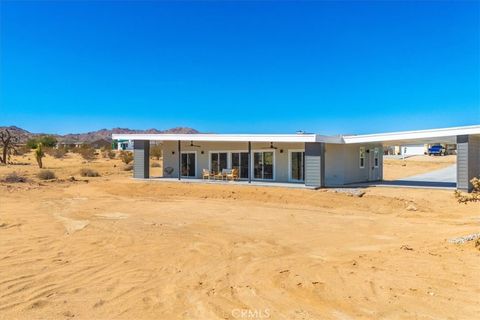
(137, 177, 316, 189)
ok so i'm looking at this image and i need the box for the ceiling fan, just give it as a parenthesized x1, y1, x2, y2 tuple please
(261, 142, 277, 149)
(189, 141, 201, 148)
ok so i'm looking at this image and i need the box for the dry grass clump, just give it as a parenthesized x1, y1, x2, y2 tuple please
(2, 172, 28, 183)
(80, 168, 100, 177)
(455, 177, 480, 203)
(119, 151, 133, 164)
(45, 147, 68, 159)
(151, 162, 161, 167)
(78, 147, 96, 161)
(37, 170, 56, 180)
(123, 164, 133, 171)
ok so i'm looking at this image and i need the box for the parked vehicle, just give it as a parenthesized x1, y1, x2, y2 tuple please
(428, 145, 446, 156)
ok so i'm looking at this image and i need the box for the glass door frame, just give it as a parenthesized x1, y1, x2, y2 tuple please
(180, 151, 197, 178)
(288, 149, 305, 182)
(209, 151, 229, 174)
(251, 150, 276, 181)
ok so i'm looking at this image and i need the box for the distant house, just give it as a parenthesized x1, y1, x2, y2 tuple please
(113, 139, 133, 151)
(56, 140, 85, 149)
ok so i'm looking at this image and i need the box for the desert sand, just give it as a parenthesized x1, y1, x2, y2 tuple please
(0, 152, 479, 320)
(383, 155, 456, 180)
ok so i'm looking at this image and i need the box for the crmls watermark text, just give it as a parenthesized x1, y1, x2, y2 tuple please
(231, 308, 271, 319)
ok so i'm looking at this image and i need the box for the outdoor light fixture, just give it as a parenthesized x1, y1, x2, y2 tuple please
(280, 149, 284, 153)
(172, 151, 175, 155)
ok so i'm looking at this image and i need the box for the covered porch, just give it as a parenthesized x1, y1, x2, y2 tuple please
(113, 133, 331, 188)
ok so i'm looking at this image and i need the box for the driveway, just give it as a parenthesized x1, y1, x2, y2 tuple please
(384, 164, 457, 189)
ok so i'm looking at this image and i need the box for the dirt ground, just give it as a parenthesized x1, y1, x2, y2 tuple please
(0, 152, 478, 320)
(383, 155, 456, 180)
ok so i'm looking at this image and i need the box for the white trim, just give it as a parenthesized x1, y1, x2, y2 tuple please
(374, 147, 379, 168)
(288, 149, 305, 182)
(112, 133, 320, 143)
(342, 125, 480, 144)
(251, 150, 276, 181)
(359, 147, 365, 169)
(113, 125, 480, 145)
(180, 151, 197, 178)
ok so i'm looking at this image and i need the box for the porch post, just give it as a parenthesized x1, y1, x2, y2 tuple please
(457, 135, 480, 192)
(178, 140, 181, 180)
(133, 140, 150, 179)
(248, 141, 252, 183)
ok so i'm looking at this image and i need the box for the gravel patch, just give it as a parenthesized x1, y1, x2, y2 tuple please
(448, 233, 480, 244)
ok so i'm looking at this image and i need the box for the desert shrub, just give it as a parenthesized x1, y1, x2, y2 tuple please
(151, 162, 161, 167)
(101, 148, 115, 159)
(78, 147, 96, 161)
(455, 177, 480, 203)
(119, 151, 134, 164)
(37, 170, 56, 180)
(151, 144, 162, 160)
(79, 168, 100, 177)
(15, 145, 30, 156)
(123, 164, 133, 171)
(52, 148, 67, 159)
(35, 144, 45, 168)
(2, 172, 28, 183)
(26, 136, 57, 149)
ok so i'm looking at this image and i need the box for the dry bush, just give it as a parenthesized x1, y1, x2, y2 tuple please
(37, 170, 56, 180)
(2, 172, 28, 183)
(46, 148, 67, 159)
(455, 177, 480, 203)
(15, 145, 30, 156)
(78, 147, 96, 161)
(103, 150, 115, 159)
(151, 162, 161, 167)
(119, 151, 133, 164)
(123, 164, 133, 171)
(79, 168, 100, 177)
(151, 144, 162, 160)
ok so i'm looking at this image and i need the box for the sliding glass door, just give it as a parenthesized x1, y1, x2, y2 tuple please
(253, 151, 274, 180)
(210, 152, 228, 174)
(181, 152, 196, 177)
(290, 151, 305, 182)
(231, 152, 249, 179)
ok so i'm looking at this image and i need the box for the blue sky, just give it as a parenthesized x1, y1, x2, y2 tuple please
(1, 1, 479, 135)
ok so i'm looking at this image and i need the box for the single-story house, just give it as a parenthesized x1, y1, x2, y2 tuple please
(113, 125, 480, 192)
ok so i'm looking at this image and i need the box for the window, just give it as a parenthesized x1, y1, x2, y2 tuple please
(374, 148, 379, 168)
(210, 152, 228, 174)
(359, 147, 365, 168)
(253, 151, 274, 180)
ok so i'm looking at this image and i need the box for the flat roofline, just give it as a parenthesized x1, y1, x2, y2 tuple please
(112, 125, 480, 145)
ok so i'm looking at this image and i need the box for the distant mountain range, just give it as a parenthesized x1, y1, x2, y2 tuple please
(0, 126, 200, 144)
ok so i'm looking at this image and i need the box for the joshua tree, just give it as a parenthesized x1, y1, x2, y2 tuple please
(35, 143, 45, 168)
(0, 129, 19, 164)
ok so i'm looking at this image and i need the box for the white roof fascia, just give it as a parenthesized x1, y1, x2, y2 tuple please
(111, 133, 319, 143)
(341, 125, 480, 144)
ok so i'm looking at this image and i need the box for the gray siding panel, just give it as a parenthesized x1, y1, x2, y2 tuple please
(457, 135, 480, 192)
(133, 140, 150, 179)
(305, 142, 324, 187)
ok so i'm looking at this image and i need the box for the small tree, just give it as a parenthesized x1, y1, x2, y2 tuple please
(119, 151, 134, 164)
(35, 143, 45, 168)
(39, 136, 57, 148)
(151, 144, 162, 160)
(0, 129, 19, 164)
